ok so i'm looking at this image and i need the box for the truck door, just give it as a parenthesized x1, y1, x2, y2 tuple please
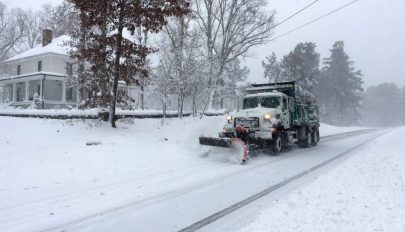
(282, 96, 290, 129)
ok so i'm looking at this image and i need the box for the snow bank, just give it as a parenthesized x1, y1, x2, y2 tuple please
(239, 127, 405, 232)
(320, 123, 369, 137)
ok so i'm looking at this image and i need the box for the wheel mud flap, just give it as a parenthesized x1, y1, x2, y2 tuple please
(199, 137, 232, 148)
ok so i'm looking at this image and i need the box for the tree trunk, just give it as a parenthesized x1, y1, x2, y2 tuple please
(180, 95, 184, 118)
(162, 93, 167, 126)
(98, 12, 108, 108)
(77, 13, 86, 108)
(140, 85, 145, 110)
(137, 27, 146, 110)
(110, 7, 124, 128)
(192, 86, 197, 117)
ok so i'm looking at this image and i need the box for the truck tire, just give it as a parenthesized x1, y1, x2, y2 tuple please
(272, 131, 283, 155)
(311, 128, 319, 146)
(303, 129, 312, 148)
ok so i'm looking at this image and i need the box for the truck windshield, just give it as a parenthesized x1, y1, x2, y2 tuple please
(243, 96, 280, 109)
(261, 96, 280, 108)
(243, 97, 259, 109)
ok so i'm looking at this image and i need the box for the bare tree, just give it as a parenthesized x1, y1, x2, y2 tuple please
(194, 0, 275, 113)
(0, 2, 25, 61)
(156, 15, 205, 118)
(12, 9, 42, 52)
(40, 2, 80, 38)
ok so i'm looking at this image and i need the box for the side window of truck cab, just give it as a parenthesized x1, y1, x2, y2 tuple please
(282, 97, 288, 112)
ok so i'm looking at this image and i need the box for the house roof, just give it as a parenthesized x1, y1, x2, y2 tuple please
(3, 35, 71, 63)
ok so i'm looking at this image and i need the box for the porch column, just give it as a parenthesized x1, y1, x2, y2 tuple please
(62, 81, 66, 102)
(12, 82, 16, 102)
(40, 76, 44, 109)
(25, 81, 29, 101)
(40, 77, 43, 99)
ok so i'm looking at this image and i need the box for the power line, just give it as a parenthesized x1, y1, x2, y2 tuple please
(273, 0, 320, 29)
(271, 0, 360, 41)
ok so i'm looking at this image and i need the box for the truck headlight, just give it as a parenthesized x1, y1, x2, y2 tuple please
(226, 115, 232, 123)
(264, 113, 272, 120)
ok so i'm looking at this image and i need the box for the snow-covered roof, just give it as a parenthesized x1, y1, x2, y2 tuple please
(3, 35, 71, 63)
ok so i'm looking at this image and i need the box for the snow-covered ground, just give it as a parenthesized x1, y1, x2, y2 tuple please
(0, 116, 396, 232)
(318, 123, 369, 137)
(226, 128, 405, 232)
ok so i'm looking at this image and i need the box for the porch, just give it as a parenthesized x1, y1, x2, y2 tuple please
(0, 72, 77, 109)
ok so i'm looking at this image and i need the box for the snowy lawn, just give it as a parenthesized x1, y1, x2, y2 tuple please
(0, 116, 370, 231)
(239, 127, 405, 232)
(0, 116, 225, 208)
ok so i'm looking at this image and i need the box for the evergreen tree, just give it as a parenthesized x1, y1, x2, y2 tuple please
(361, 83, 401, 126)
(317, 41, 363, 126)
(262, 52, 281, 83)
(279, 42, 320, 97)
(222, 58, 249, 109)
(400, 86, 405, 125)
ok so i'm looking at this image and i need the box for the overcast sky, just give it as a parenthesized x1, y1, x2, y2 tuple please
(3, 0, 405, 88)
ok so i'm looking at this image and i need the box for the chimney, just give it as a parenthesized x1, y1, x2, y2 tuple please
(42, 29, 53, 47)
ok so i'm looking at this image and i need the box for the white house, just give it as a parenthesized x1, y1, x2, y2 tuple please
(0, 29, 77, 109)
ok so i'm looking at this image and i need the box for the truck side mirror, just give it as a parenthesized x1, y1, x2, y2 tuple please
(289, 98, 295, 112)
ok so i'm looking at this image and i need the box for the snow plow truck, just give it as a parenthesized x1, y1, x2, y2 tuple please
(199, 81, 320, 164)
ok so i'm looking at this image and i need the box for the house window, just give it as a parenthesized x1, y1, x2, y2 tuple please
(38, 61, 42, 72)
(43, 80, 63, 101)
(17, 65, 21, 75)
(29, 80, 41, 100)
(4, 84, 13, 102)
(66, 87, 77, 102)
(16, 82, 26, 102)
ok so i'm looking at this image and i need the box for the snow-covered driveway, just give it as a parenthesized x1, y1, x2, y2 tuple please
(0, 117, 398, 232)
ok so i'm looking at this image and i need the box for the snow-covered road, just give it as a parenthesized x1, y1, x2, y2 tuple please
(0, 117, 400, 232)
(212, 127, 405, 232)
(53, 129, 387, 232)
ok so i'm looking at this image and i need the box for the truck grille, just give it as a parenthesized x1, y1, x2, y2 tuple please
(234, 117, 260, 128)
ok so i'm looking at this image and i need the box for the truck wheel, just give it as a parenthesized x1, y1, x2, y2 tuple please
(272, 132, 283, 155)
(311, 128, 319, 146)
(303, 130, 312, 148)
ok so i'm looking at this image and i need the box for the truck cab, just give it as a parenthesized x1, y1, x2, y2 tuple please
(223, 91, 291, 141)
